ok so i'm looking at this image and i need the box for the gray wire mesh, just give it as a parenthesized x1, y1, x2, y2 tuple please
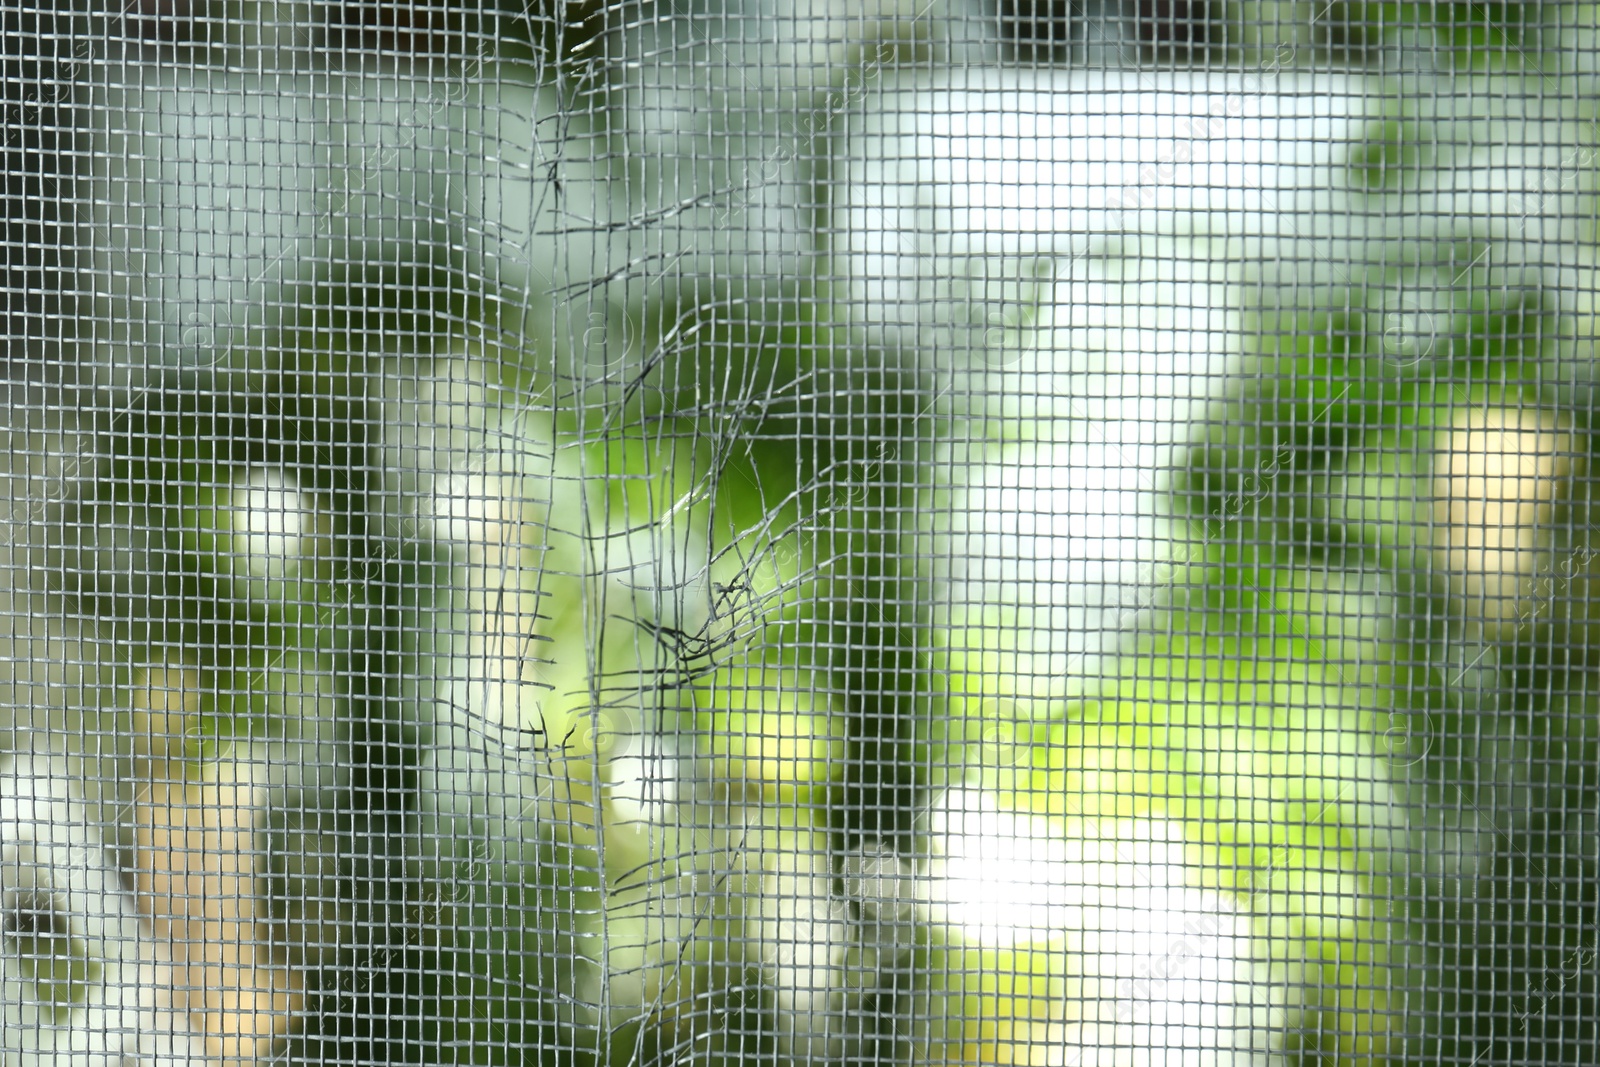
(2, 1, 1597, 1063)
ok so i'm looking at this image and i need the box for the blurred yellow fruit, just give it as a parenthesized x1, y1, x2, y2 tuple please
(1434, 406, 1583, 638)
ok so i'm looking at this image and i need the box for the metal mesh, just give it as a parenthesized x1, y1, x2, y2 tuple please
(2, 1, 1597, 1063)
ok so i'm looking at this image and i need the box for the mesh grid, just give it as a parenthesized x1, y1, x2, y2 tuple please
(1, 1, 1597, 1064)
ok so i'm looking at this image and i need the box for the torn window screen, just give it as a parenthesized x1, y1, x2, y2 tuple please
(1, 2, 1597, 1065)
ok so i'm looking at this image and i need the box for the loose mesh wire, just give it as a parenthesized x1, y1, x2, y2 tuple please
(1, 1, 1597, 1064)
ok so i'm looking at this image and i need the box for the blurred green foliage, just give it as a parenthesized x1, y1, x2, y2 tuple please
(8, 913, 100, 1024)
(1171, 239, 1600, 1061)
(1347, 118, 1434, 193)
(1318, 0, 1532, 64)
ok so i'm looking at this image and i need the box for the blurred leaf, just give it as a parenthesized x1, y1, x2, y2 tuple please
(1347, 118, 1434, 193)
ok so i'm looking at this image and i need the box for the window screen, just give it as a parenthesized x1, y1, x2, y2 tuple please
(2, 2, 1596, 1064)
